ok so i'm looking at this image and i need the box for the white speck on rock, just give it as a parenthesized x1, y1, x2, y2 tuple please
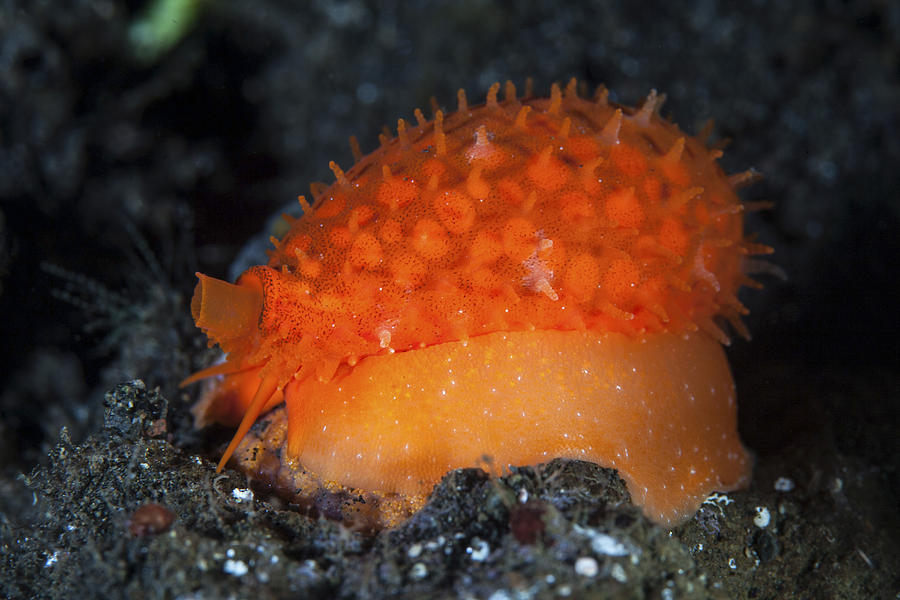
(232, 488, 254, 502)
(409, 562, 428, 580)
(224, 559, 248, 577)
(774, 476, 794, 492)
(590, 532, 629, 556)
(574, 556, 599, 577)
(753, 506, 771, 528)
(467, 537, 490, 562)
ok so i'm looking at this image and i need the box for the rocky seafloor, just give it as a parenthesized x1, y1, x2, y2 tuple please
(1, 1, 898, 598)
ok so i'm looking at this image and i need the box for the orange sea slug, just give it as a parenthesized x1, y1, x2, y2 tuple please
(184, 80, 772, 528)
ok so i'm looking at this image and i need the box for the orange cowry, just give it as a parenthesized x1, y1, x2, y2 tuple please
(183, 79, 772, 528)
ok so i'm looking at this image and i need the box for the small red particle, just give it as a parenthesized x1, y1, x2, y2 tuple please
(128, 503, 176, 536)
(145, 418, 167, 438)
(509, 501, 547, 544)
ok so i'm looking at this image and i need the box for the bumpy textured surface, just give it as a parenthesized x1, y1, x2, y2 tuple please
(188, 80, 764, 525)
(193, 81, 756, 385)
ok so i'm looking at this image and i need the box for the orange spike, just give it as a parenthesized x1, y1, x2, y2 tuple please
(634, 235, 681, 264)
(580, 156, 604, 188)
(524, 77, 534, 98)
(535, 277, 559, 301)
(378, 132, 389, 146)
(599, 108, 623, 145)
(349, 135, 362, 162)
(434, 110, 446, 156)
(457, 88, 468, 113)
(548, 82, 562, 115)
(309, 181, 328, 198)
(180, 358, 256, 388)
(697, 317, 730, 346)
(536, 145, 554, 170)
(634, 89, 663, 126)
(564, 77, 577, 98)
(742, 257, 787, 280)
(522, 190, 537, 214)
(466, 164, 489, 199)
(215, 373, 280, 472)
(725, 294, 751, 316)
(644, 299, 670, 324)
(738, 273, 765, 290)
(514, 105, 531, 130)
(297, 195, 311, 213)
(486, 82, 500, 109)
(594, 84, 609, 105)
(600, 300, 635, 321)
(329, 160, 349, 186)
(706, 236, 736, 248)
(558, 117, 571, 139)
(414, 108, 427, 128)
(741, 242, 776, 256)
(397, 118, 410, 148)
(429, 96, 440, 116)
(669, 186, 704, 210)
(663, 137, 686, 163)
(504, 80, 516, 102)
(727, 313, 752, 341)
(728, 168, 762, 189)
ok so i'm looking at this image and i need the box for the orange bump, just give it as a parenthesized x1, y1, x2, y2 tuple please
(411, 219, 449, 260)
(567, 135, 600, 163)
(605, 187, 644, 228)
(564, 254, 601, 302)
(497, 178, 525, 206)
(349, 232, 383, 270)
(466, 165, 490, 200)
(469, 230, 503, 266)
(329, 226, 352, 249)
(559, 190, 596, 226)
(376, 177, 419, 211)
(379, 219, 402, 245)
(313, 193, 345, 219)
(610, 143, 648, 178)
(390, 252, 427, 288)
(602, 257, 641, 305)
(347, 205, 374, 233)
(527, 146, 569, 191)
(502, 217, 537, 262)
(434, 190, 476, 235)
